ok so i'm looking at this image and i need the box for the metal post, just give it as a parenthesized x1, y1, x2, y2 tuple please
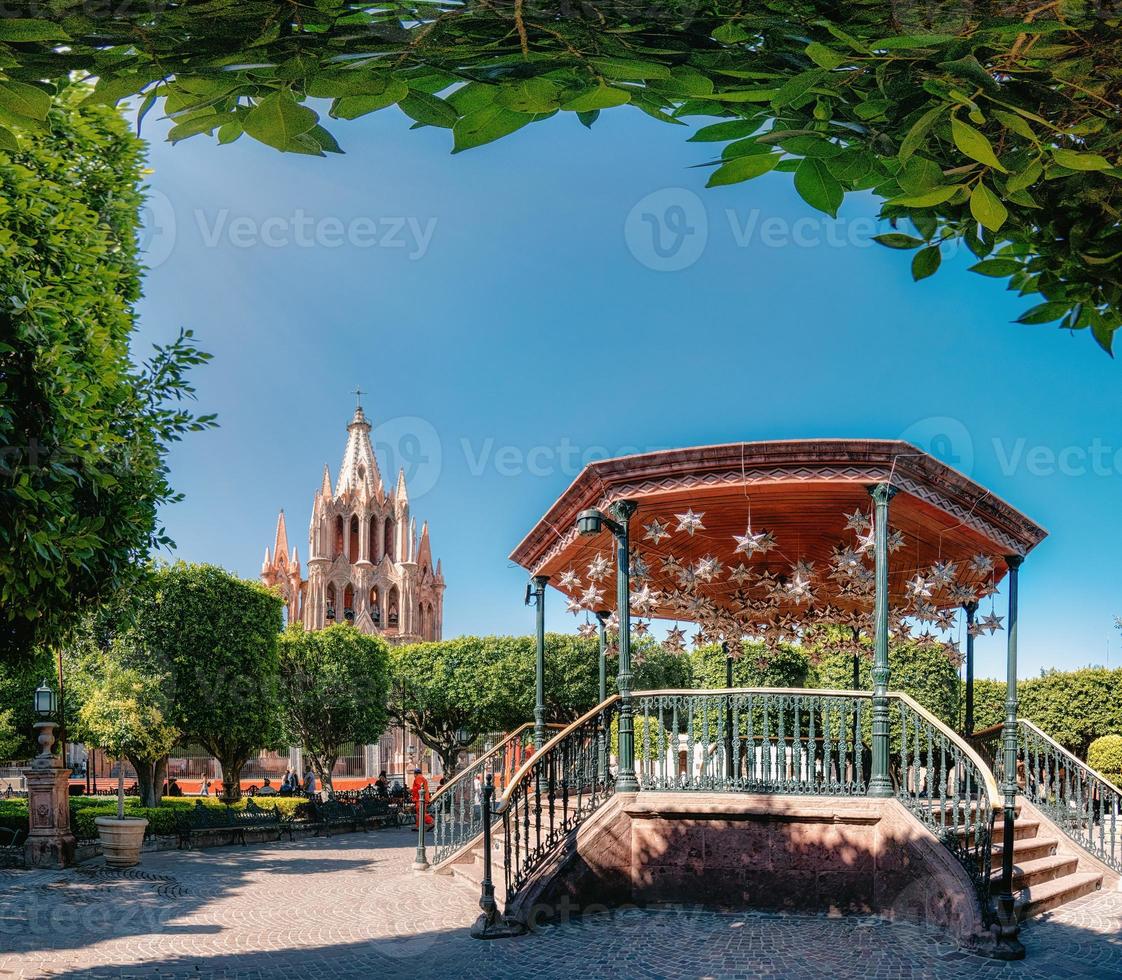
(851, 627, 861, 782)
(963, 601, 978, 735)
(867, 482, 896, 798)
(612, 500, 638, 793)
(412, 779, 429, 870)
(995, 556, 1025, 958)
(531, 575, 549, 750)
(723, 642, 734, 781)
(596, 610, 609, 784)
(471, 774, 525, 939)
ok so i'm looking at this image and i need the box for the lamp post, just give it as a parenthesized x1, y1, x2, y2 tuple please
(867, 483, 896, 798)
(577, 500, 637, 793)
(527, 575, 549, 750)
(595, 609, 610, 783)
(995, 555, 1026, 959)
(23, 680, 75, 868)
(963, 601, 978, 735)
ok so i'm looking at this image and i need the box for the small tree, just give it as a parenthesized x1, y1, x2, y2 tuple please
(277, 623, 391, 795)
(78, 665, 179, 819)
(1087, 735, 1122, 780)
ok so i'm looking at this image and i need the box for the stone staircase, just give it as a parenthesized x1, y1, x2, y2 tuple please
(441, 832, 506, 904)
(987, 803, 1103, 921)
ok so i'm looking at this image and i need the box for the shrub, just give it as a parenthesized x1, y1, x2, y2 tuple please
(1087, 734, 1122, 779)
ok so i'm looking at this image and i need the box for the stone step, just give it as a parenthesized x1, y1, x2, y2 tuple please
(992, 835, 1059, 864)
(931, 802, 1019, 826)
(1013, 871, 1103, 921)
(958, 819, 1040, 849)
(990, 854, 1079, 891)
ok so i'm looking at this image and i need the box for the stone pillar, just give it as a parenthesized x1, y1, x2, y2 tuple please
(23, 742, 76, 869)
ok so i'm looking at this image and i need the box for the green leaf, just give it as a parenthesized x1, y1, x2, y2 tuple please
(951, 117, 1007, 172)
(1052, 148, 1113, 171)
(331, 81, 409, 120)
(898, 105, 946, 164)
(576, 110, 599, 130)
(871, 34, 955, 49)
(398, 91, 458, 128)
(308, 71, 402, 99)
(706, 152, 780, 187)
(793, 158, 843, 217)
(216, 121, 242, 145)
(772, 69, 827, 107)
(589, 58, 670, 81)
(804, 42, 847, 70)
(991, 109, 1037, 142)
(561, 84, 630, 112)
(969, 181, 1008, 232)
(1090, 320, 1115, 356)
(872, 233, 924, 250)
(167, 112, 233, 143)
(0, 18, 70, 41)
(969, 258, 1022, 277)
(1015, 302, 1068, 324)
(242, 92, 318, 149)
(0, 125, 17, 152)
(0, 80, 50, 121)
(452, 105, 532, 152)
(687, 118, 760, 142)
(1006, 159, 1043, 193)
(496, 78, 562, 113)
(911, 245, 941, 280)
(826, 149, 873, 183)
(886, 185, 960, 207)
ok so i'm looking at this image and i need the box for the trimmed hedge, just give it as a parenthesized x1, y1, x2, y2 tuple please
(0, 795, 307, 841)
(1087, 734, 1122, 783)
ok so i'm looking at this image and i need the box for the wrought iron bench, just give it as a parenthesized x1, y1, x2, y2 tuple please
(176, 800, 285, 849)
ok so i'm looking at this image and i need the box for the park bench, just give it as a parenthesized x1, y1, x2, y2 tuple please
(307, 798, 364, 835)
(176, 799, 286, 849)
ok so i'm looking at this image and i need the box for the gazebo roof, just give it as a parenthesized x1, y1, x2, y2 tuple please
(509, 440, 1046, 636)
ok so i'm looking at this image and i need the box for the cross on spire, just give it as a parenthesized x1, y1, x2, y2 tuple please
(353, 386, 365, 407)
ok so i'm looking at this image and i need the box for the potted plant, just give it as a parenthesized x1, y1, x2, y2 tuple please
(77, 665, 179, 867)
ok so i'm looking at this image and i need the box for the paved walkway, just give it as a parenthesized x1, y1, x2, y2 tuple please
(2, 830, 1121, 979)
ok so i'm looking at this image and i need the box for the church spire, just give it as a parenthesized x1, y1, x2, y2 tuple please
(336, 401, 383, 497)
(273, 510, 289, 565)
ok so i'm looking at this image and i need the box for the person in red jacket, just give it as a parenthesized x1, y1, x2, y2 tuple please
(410, 768, 434, 830)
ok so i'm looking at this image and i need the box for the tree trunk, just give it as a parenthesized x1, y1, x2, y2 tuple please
(128, 756, 169, 807)
(438, 745, 462, 778)
(218, 756, 244, 802)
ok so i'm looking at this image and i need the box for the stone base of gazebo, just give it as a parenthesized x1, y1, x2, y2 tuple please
(508, 792, 991, 947)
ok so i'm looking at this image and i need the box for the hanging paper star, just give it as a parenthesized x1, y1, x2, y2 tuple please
(692, 629, 707, 649)
(630, 552, 651, 582)
(790, 559, 815, 580)
(831, 546, 865, 578)
(906, 574, 933, 600)
(786, 573, 815, 605)
(970, 554, 995, 576)
(728, 563, 754, 586)
(675, 508, 705, 536)
(887, 529, 906, 553)
(606, 611, 620, 633)
(587, 552, 612, 582)
(844, 509, 872, 535)
(947, 583, 976, 605)
(929, 561, 957, 586)
(665, 625, 687, 653)
(935, 607, 958, 631)
(565, 596, 583, 615)
(631, 584, 658, 615)
(558, 568, 582, 591)
(695, 555, 723, 582)
(661, 554, 682, 574)
(580, 585, 605, 608)
(643, 518, 671, 544)
(980, 612, 1005, 635)
(634, 619, 649, 636)
(577, 621, 598, 639)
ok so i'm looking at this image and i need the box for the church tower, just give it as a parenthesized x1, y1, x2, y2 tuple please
(262, 402, 445, 643)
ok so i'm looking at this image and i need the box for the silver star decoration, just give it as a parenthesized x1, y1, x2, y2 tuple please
(791, 559, 815, 580)
(558, 568, 582, 590)
(844, 509, 872, 535)
(980, 612, 1005, 635)
(631, 584, 658, 615)
(665, 625, 687, 653)
(629, 552, 651, 582)
(580, 585, 604, 608)
(831, 546, 865, 577)
(565, 596, 583, 615)
(728, 563, 754, 585)
(929, 561, 957, 586)
(906, 574, 934, 599)
(606, 611, 620, 633)
(661, 554, 682, 574)
(633, 619, 649, 636)
(695, 555, 723, 582)
(856, 528, 875, 554)
(888, 529, 906, 553)
(970, 554, 995, 576)
(786, 573, 814, 605)
(692, 629, 706, 649)
(643, 518, 671, 544)
(587, 552, 612, 582)
(577, 621, 597, 639)
(675, 508, 705, 536)
(947, 583, 976, 605)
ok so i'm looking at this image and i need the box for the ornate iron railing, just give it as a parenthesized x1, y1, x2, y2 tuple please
(493, 688, 998, 920)
(429, 722, 560, 865)
(498, 697, 619, 904)
(969, 719, 1122, 874)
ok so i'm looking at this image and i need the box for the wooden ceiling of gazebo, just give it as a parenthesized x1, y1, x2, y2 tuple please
(509, 441, 1047, 630)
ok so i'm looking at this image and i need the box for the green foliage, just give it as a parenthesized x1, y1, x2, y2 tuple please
(277, 622, 391, 789)
(76, 663, 179, 765)
(2, 5, 1118, 349)
(690, 642, 812, 689)
(1088, 735, 1122, 780)
(98, 563, 284, 801)
(0, 85, 216, 663)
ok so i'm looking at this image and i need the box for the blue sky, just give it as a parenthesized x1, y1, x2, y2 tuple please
(133, 101, 1122, 683)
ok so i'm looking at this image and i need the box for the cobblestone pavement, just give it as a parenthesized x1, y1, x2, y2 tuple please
(1, 830, 1121, 979)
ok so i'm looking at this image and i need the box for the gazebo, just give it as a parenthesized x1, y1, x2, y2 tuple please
(436, 440, 1048, 957)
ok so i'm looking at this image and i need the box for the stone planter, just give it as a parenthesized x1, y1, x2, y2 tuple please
(94, 816, 148, 868)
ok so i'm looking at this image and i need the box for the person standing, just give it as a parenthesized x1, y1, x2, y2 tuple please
(410, 768, 433, 830)
(303, 765, 318, 799)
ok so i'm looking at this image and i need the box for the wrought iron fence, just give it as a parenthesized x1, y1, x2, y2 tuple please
(429, 722, 560, 865)
(969, 719, 1122, 874)
(499, 700, 618, 903)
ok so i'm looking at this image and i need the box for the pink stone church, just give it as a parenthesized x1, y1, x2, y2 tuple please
(261, 403, 445, 643)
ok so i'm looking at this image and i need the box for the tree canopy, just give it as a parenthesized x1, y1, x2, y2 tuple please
(277, 622, 392, 792)
(1, 2, 1118, 350)
(0, 84, 215, 665)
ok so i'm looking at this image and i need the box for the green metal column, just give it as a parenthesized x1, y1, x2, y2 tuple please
(723, 642, 734, 780)
(964, 601, 978, 735)
(612, 500, 638, 793)
(867, 482, 896, 798)
(531, 575, 549, 750)
(596, 610, 609, 783)
(995, 555, 1025, 957)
